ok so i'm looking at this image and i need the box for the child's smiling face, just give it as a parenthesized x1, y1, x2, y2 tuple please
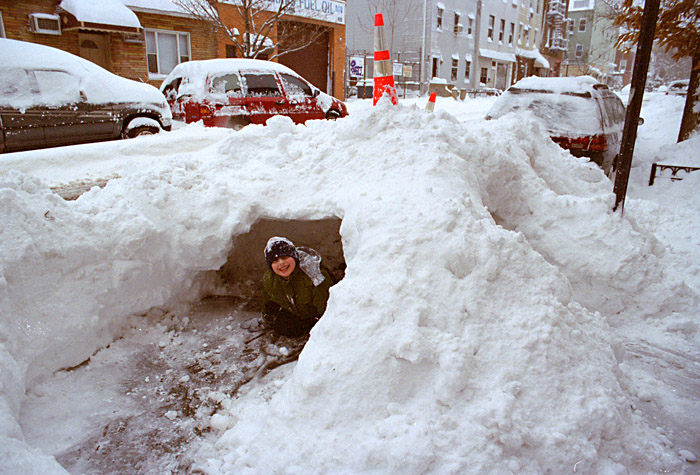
(271, 256, 296, 278)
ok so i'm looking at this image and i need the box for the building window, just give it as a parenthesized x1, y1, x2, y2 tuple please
(568, 19, 574, 35)
(509, 22, 515, 45)
(225, 45, 237, 58)
(437, 6, 444, 29)
(518, 23, 523, 44)
(525, 27, 530, 46)
(575, 44, 583, 57)
(620, 59, 627, 72)
(146, 29, 190, 76)
(488, 15, 495, 41)
(454, 12, 461, 34)
(464, 60, 471, 81)
(451, 58, 458, 81)
(534, 29, 538, 47)
(480, 67, 488, 84)
(499, 19, 505, 43)
(578, 18, 587, 31)
(432, 57, 440, 78)
(468, 17, 474, 35)
(0, 11, 5, 38)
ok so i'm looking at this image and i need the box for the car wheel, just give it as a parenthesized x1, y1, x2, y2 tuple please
(325, 110, 342, 120)
(123, 125, 160, 139)
(226, 116, 251, 130)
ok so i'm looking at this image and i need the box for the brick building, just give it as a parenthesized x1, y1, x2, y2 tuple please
(0, 0, 346, 98)
(0, 0, 218, 88)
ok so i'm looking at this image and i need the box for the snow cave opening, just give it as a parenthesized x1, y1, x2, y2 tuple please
(212, 217, 346, 310)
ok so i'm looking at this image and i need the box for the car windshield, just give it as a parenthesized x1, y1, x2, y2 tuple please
(487, 89, 603, 136)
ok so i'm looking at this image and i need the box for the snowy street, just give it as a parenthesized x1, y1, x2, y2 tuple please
(1, 93, 699, 474)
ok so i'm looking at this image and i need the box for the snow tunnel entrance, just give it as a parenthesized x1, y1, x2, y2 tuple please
(214, 217, 345, 310)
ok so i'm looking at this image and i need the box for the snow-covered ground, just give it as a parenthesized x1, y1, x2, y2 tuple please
(0, 92, 698, 474)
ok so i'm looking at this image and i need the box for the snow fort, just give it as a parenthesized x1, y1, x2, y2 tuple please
(0, 102, 692, 473)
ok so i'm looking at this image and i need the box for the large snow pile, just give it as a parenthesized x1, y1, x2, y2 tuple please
(0, 100, 695, 472)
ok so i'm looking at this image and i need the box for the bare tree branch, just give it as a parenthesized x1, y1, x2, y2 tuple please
(174, 0, 331, 60)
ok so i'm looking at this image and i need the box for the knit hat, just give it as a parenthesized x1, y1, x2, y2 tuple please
(264, 237, 299, 268)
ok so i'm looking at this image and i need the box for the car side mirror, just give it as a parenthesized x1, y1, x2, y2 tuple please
(638, 117, 644, 126)
(313, 88, 320, 98)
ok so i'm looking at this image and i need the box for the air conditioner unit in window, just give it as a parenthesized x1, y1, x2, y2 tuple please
(29, 13, 61, 35)
(454, 23, 463, 34)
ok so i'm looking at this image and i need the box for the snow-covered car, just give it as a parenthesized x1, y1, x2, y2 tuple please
(160, 59, 348, 129)
(665, 79, 689, 96)
(0, 39, 172, 154)
(485, 76, 632, 175)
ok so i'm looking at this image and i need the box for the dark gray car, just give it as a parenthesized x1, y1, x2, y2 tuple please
(0, 39, 172, 153)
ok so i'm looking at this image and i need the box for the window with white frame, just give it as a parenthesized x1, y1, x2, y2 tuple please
(509, 22, 514, 45)
(533, 28, 538, 47)
(620, 59, 627, 72)
(464, 60, 471, 81)
(518, 23, 523, 44)
(437, 6, 444, 29)
(146, 29, 190, 76)
(454, 12, 461, 34)
(468, 17, 473, 35)
(575, 44, 583, 57)
(0, 11, 5, 38)
(568, 19, 574, 35)
(499, 19, 505, 43)
(525, 27, 530, 46)
(487, 15, 495, 41)
(480, 67, 488, 84)
(451, 58, 458, 81)
(578, 18, 587, 31)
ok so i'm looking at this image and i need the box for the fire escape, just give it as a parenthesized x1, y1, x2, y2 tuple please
(545, 0, 568, 52)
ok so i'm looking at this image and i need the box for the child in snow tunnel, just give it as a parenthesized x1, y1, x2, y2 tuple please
(262, 236, 334, 338)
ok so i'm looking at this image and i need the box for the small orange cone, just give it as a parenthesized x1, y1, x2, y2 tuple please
(425, 92, 437, 112)
(373, 13, 398, 106)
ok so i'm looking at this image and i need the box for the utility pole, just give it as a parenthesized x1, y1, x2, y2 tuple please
(612, 0, 660, 213)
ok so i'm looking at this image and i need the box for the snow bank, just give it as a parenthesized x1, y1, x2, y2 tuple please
(0, 100, 693, 472)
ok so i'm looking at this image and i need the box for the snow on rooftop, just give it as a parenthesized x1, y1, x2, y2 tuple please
(59, 0, 141, 28)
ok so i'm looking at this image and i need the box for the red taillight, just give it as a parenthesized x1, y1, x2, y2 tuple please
(587, 134, 607, 151)
(200, 106, 213, 117)
(551, 134, 607, 152)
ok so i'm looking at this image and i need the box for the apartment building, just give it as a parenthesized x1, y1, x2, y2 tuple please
(564, 0, 619, 84)
(347, 0, 548, 95)
(513, 0, 549, 82)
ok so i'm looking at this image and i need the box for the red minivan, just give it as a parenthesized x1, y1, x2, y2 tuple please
(160, 59, 347, 129)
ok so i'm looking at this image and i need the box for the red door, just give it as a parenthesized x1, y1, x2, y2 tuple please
(278, 72, 325, 123)
(239, 71, 288, 124)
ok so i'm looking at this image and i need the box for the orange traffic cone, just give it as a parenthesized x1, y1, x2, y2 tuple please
(373, 13, 398, 106)
(425, 92, 437, 112)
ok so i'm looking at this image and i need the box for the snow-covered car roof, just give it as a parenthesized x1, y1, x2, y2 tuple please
(164, 58, 305, 82)
(508, 75, 600, 95)
(0, 38, 168, 108)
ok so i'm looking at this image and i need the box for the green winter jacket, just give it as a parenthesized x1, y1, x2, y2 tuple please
(262, 266, 333, 320)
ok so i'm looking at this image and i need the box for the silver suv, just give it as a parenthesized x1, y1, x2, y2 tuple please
(486, 76, 634, 175)
(0, 39, 172, 153)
